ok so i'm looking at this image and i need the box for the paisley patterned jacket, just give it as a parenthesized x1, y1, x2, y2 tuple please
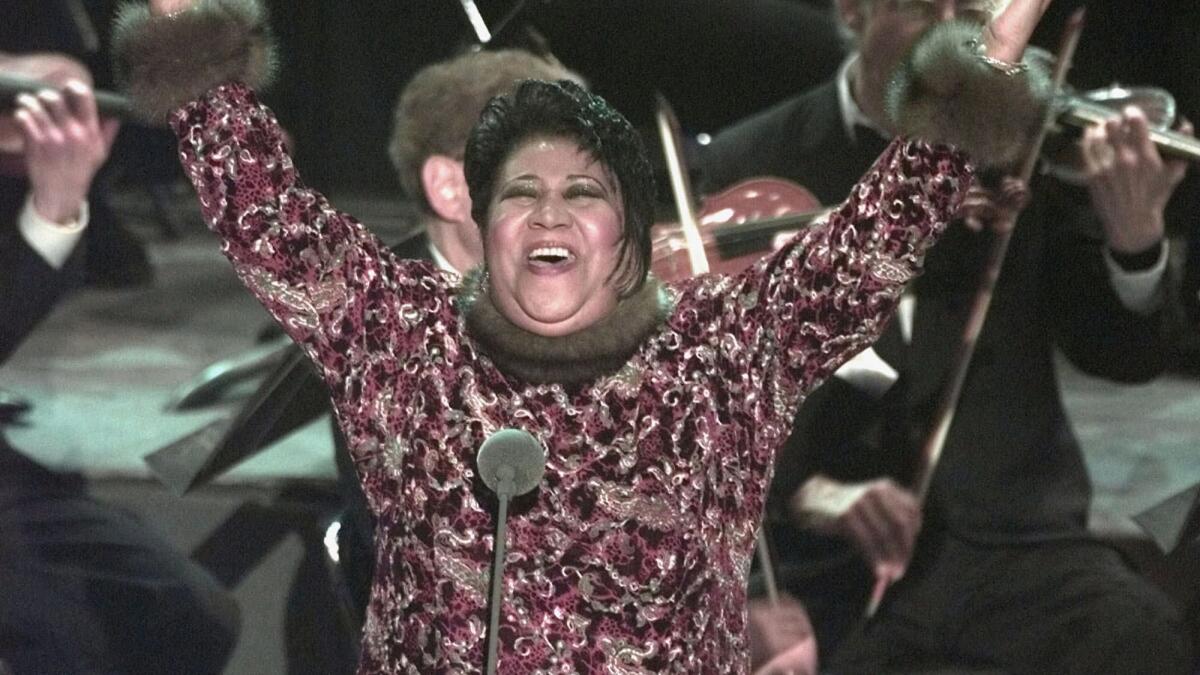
(171, 82, 972, 674)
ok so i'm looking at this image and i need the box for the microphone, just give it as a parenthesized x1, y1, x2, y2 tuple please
(476, 429, 546, 675)
(477, 428, 546, 498)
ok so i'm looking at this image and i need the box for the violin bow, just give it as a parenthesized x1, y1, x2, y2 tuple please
(455, 0, 494, 44)
(864, 7, 1088, 619)
(654, 94, 788, 608)
(454, 0, 550, 55)
(655, 93, 710, 275)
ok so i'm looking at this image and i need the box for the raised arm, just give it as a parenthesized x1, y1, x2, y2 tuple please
(724, 137, 972, 396)
(724, 0, 1056, 396)
(112, 0, 447, 387)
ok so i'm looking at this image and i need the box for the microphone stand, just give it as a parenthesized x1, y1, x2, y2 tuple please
(476, 428, 545, 674)
(484, 466, 517, 675)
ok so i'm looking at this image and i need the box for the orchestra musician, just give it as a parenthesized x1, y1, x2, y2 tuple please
(114, 0, 1052, 670)
(701, 0, 1195, 672)
(1, 2, 156, 290)
(0, 63, 239, 675)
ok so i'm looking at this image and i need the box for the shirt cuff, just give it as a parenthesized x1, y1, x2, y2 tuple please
(18, 195, 89, 270)
(1103, 240, 1168, 315)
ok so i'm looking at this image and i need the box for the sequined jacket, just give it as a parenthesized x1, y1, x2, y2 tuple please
(171, 82, 972, 674)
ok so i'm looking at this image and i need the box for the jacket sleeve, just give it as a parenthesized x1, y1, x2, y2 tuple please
(0, 227, 81, 364)
(1044, 184, 1172, 383)
(169, 82, 451, 394)
(720, 138, 972, 406)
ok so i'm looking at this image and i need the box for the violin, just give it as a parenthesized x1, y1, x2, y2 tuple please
(1041, 83, 1200, 183)
(649, 91, 833, 283)
(650, 176, 829, 281)
(0, 73, 133, 122)
(1056, 89, 1200, 162)
(1017, 44, 1200, 177)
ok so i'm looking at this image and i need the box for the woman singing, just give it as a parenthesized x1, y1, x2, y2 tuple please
(113, 0, 1050, 671)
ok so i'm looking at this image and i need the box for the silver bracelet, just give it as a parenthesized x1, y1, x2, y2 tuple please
(965, 38, 1029, 76)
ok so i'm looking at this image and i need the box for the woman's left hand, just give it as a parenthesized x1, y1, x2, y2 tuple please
(983, 0, 1054, 64)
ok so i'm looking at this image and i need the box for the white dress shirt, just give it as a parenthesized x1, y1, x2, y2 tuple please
(17, 195, 89, 270)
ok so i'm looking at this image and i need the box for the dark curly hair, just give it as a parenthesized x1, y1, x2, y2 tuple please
(464, 79, 656, 297)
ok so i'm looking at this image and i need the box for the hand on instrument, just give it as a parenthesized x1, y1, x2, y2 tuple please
(791, 474, 921, 582)
(14, 81, 119, 224)
(960, 175, 1029, 233)
(1082, 107, 1191, 255)
(747, 594, 817, 675)
(983, 0, 1054, 64)
(753, 640, 817, 675)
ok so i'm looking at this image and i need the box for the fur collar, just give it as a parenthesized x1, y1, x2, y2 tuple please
(457, 268, 673, 385)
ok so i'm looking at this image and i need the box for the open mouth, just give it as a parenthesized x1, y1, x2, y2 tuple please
(527, 245, 577, 269)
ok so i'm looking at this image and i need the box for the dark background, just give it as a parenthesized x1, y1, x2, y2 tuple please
(229, 0, 850, 194)
(3, 0, 1198, 219)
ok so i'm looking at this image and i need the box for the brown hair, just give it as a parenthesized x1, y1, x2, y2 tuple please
(388, 49, 576, 215)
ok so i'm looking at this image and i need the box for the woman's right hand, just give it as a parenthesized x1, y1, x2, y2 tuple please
(150, 0, 197, 16)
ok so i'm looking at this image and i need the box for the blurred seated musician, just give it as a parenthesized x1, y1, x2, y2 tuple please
(114, 0, 1051, 669)
(700, 0, 1195, 672)
(0, 39, 154, 289)
(0, 74, 240, 674)
(1, 52, 125, 357)
(0, 52, 95, 415)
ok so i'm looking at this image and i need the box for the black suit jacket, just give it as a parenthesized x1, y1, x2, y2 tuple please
(0, 176, 83, 365)
(700, 82, 1171, 546)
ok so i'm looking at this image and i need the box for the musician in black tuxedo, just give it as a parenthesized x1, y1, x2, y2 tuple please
(0, 76, 238, 674)
(701, 0, 1194, 672)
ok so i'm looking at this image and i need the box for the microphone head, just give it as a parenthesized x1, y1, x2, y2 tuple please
(476, 428, 546, 497)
